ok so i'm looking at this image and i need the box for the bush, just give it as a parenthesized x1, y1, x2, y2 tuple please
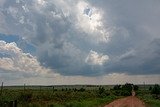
(98, 87, 105, 95)
(113, 85, 121, 90)
(151, 84, 160, 95)
(97, 87, 110, 98)
(79, 88, 85, 92)
(134, 85, 139, 91)
(151, 84, 160, 99)
(112, 83, 133, 96)
(149, 86, 152, 91)
(18, 91, 33, 102)
(121, 90, 131, 96)
(112, 90, 121, 96)
(122, 83, 133, 92)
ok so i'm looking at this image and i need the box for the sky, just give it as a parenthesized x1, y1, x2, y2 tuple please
(0, 0, 160, 85)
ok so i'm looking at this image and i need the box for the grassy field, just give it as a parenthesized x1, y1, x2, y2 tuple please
(0, 84, 159, 107)
(137, 90, 160, 107)
(0, 85, 119, 107)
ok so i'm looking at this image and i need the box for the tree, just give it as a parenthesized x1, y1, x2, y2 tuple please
(79, 88, 85, 92)
(122, 83, 133, 92)
(134, 85, 139, 91)
(151, 84, 160, 99)
(121, 83, 133, 96)
(113, 85, 121, 90)
(98, 86, 105, 95)
(149, 86, 152, 91)
(151, 84, 160, 95)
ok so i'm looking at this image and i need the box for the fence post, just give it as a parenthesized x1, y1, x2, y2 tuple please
(24, 84, 25, 92)
(52, 86, 54, 93)
(40, 86, 41, 92)
(9, 101, 13, 107)
(14, 100, 17, 107)
(0, 82, 3, 96)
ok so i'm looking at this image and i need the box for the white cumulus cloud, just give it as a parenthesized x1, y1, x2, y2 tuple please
(0, 40, 54, 76)
(85, 50, 109, 65)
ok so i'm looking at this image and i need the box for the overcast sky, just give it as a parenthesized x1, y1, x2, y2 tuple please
(0, 0, 160, 85)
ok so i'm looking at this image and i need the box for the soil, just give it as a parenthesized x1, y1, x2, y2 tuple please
(104, 91, 146, 107)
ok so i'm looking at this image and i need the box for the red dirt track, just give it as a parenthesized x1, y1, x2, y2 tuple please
(104, 96, 146, 107)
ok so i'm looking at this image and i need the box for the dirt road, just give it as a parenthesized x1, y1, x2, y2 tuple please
(104, 96, 146, 107)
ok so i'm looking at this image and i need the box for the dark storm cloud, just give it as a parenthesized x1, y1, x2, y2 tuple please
(0, 0, 160, 76)
(105, 39, 160, 75)
(87, 0, 160, 73)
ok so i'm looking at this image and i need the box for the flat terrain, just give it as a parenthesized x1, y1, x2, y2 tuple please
(1, 85, 159, 107)
(104, 96, 146, 107)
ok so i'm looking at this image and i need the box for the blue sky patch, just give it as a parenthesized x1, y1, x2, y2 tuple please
(0, 33, 36, 54)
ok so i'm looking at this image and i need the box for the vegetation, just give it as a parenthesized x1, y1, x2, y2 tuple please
(0, 85, 118, 107)
(137, 84, 160, 107)
(112, 83, 136, 96)
(0, 84, 159, 107)
(151, 84, 160, 97)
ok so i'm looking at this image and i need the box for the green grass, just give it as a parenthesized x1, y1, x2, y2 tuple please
(146, 100, 160, 107)
(22, 96, 117, 107)
(137, 90, 160, 107)
(1, 85, 159, 107)
(0, 87, 119, 107)
(55, 96, 117, 107)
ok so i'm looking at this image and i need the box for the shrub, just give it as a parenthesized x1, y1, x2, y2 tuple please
(151, 84, 160, 94)
(79, 88, 85, 92)
(149, 86, 152, 91)
(98, 87, 105, 95)
(151, 84, 160, 99)
(121, 83, 133, 92)
(112, 90, 121, 96)
(73, 88, 77, 92)
(134, 85, 139, 91)
(121, 90, 131, 96)
(18, 91, 33, 102)
(113, 85, 121, 90)
(112, 83, 133, 96)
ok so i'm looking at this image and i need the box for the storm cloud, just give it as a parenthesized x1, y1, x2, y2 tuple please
(0, 0, 160, 77)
